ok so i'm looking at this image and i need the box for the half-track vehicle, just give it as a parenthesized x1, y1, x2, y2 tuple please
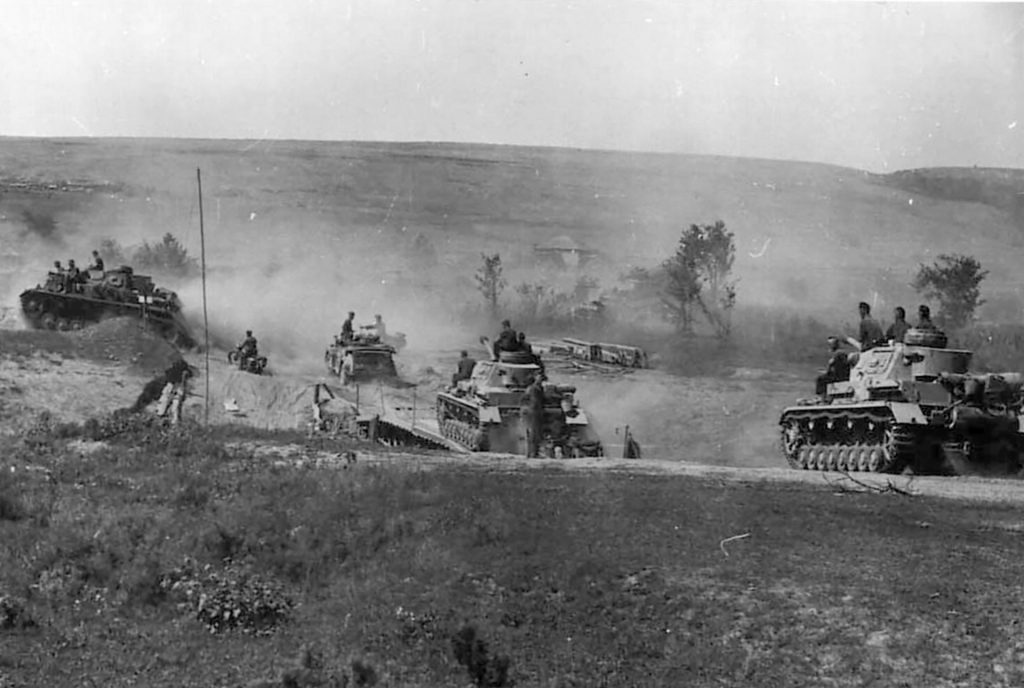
(324, 330, 398, 384)
(19, 265, 195, 347)
(436, 349, 604, 457)
(779, 328, 1024, 475)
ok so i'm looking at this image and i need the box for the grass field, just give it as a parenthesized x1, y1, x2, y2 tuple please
(4, 421, 1024, 687)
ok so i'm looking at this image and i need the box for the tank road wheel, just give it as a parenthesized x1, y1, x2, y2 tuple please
(56, 318, 71, 332)
(880, 425, 915, 473)
(825, 448, 839, 471)
(39, 312, 57, 330)
(779, 421, 805, 469)
(941, 441, 971, 476)
(23, 299, 43, 316)
(70, 320, 83, 331)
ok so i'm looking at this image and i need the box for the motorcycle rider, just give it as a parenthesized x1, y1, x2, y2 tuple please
(239, 330, 258, 360)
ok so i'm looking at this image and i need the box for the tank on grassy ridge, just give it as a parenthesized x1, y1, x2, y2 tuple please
(19, 264, 195, 348)
(778, 327, 1024, 475)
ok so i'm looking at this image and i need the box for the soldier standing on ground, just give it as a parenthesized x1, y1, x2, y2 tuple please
(520, 376, 546, 458)
(886, 306, 910, 344)
(156, 359, 193, 425)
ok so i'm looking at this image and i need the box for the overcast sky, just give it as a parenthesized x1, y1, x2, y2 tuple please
(1, 0, 1020, 172)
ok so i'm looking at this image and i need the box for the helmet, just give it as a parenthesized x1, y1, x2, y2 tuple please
(246, 330, 252, 336)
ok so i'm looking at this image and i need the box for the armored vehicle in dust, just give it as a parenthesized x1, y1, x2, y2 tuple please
(779, 328, 1024, 475)
(324, 331, 398, 384)
(436, 350, 604, 457)
(19, 265, 196, 348)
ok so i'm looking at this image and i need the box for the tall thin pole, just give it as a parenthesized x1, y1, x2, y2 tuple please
(197, 168, 210, 425)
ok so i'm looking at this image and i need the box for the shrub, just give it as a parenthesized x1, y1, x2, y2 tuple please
(0, 593, 36, 630)
(451, 624, 512, 688)
(159, 558, 294, 635)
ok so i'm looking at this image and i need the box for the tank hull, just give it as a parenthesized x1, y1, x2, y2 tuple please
(436, 391, 604, 457)
(779, 401, 1023, 476)
(324, 342, 398, 383)
(19, 288, 195, 348)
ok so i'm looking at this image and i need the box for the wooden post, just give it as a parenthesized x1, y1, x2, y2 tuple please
(197, 168, 210, 425)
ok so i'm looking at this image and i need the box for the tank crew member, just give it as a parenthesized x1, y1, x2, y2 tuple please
(855, 301, 884, 351)
(88, 250, 105, 273)
(341, 312, 355, 343)
(374, 314, 387, 338)
(916, 304, 937, 330)
(885, 306, 909, 344)
(816, 336, 852, 397)
(520, 377, 546, 458)
(492, 319, 519, 359)
(518, 332, 546, 378)
(65, 259, 82, 293)
(52, 260, 63, 274)
(452, 350, 476, 385)
(239, 330, 258, 358)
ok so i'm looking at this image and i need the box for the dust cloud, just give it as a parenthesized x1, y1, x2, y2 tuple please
(172, 224, 466, 377)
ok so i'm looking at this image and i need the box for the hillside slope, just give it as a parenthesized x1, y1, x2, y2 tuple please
(2, 137, 1022, 329)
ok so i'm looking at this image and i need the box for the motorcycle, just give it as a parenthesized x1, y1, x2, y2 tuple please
(228, 347, 269, 375)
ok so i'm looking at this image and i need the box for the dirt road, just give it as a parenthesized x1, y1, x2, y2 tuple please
(237, 441, 1024, 506)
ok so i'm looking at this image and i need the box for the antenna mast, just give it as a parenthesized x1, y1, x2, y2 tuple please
(197, 168, 210, 424)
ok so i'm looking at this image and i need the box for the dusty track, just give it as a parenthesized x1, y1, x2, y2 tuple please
(237, 441, 1024, 506)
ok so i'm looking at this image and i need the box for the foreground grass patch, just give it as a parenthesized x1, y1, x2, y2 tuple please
(3, 426, 1024, 686)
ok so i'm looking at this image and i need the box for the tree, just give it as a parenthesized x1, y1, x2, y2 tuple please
(662, 220, 737, 337)
(133, 233, 198, 278)
(475, 253, 506, 319)
(912, 253, 988, 329)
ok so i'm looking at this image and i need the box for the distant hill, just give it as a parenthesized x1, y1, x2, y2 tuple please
(1, 137, 1022, 321)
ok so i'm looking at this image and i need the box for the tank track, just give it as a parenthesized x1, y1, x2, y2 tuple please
(779, 409, 918, 474)
(438, 418, 487, 451)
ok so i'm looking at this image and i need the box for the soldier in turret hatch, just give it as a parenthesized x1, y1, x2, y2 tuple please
(916, 304, 937, 330)
(518, 332, 546, 378)
(492, 319, 518, 359)
(88, 250, 104, 273)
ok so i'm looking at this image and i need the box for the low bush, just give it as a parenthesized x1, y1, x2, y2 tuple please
(160, 558, 294, 635)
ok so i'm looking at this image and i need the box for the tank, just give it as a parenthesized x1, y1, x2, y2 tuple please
(19, 265, 196, 348)
(436, 350, 604, 457)
(779, 328, 1024, 475)
(324, 331, 398, 384)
